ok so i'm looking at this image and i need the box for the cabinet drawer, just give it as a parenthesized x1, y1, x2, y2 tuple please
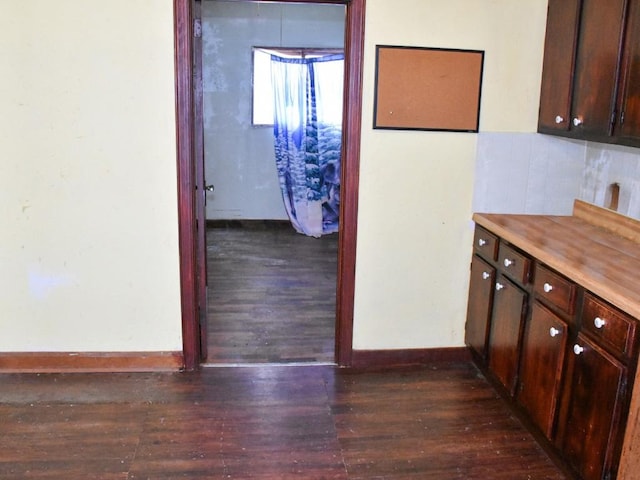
(534, 265, 576, 315)
(582, 293, 637, 361)
(498, 243, 531, 285)
(473, 226, 498, 261)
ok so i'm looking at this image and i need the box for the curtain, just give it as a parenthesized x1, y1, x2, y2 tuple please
(271, 53, 344, 237)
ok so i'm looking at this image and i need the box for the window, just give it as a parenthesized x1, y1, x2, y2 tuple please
(252, 47, 343, 126)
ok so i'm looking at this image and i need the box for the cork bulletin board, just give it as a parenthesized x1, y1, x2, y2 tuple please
(373, 45, 485, 132)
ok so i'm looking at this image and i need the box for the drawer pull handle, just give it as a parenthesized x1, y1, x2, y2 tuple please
(503, 258, 514, 267)
(573, 344, 584, 355)
(495, 282, 504, 291)
(555, 115, 564, 124)
(549, 327, 561, 338)
(478, 238, 487, 247)
(594, 317, 606, 329)
(482, 271, 490, 280)
(543, 283, 553, 293)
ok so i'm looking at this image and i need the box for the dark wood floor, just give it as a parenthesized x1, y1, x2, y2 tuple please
(0, 363, 567, 479)
(206, 225, 338, 364)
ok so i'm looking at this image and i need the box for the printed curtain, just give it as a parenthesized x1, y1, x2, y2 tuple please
(271, 53, 344, 237)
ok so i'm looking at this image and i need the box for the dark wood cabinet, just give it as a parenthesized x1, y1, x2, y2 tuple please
(538, 0, 640, 146)
(570, 0, 626, 138)
(559, 334, 626, 480)
(538, 0, 580, 132)
(556, 293, 640, 480)
(517, 301, 568, 440)
(615, 0, 640, 141)
(488, 275, 528, 396)
(465, 255, 495, 360)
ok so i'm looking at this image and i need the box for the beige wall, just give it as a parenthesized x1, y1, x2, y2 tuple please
(0, 0, 548, 354)
(352, 0, 547, 349)
(0, 1, 182, 351)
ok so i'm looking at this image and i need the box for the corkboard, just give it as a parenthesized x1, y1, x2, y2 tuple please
(373, 45, 484, 132)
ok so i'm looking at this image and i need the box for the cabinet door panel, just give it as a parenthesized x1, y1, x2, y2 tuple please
(616, 0, 640, 140)
(465, 255, 495, 360)
(488, 275, 527, 396)
(538, 0, 581, 132)
(571, 0, 626, 137)
(561, 334, 625, 480)
(517, 302, 568, 440)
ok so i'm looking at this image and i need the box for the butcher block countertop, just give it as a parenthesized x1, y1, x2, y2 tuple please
(473, 199, 640, 320)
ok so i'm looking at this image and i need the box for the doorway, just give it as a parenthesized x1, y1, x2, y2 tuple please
(201, 1, 344, 365)
(173, 0, 364, 370)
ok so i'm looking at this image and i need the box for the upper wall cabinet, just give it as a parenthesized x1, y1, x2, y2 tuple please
(538, 0, 581, 133)
(538, 0, 640, 147)
(616, 0, 640, 141)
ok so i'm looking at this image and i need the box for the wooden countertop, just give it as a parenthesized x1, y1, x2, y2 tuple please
(473, 200, 640, 320)
(474, 200, 640, 479)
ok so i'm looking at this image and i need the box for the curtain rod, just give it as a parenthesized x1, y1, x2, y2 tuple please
(255, 47, 343, 58)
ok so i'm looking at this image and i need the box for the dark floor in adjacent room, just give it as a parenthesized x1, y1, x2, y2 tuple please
(0, 363, 567, 479)
(205, 225, 338, 365)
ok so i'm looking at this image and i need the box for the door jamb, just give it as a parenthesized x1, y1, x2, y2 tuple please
(173, 0, 365, 370)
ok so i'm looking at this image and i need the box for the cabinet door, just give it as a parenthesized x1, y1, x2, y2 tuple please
(488, 275, 527, 396)
(570, 0, 627, 137)
(465, 255, 495, 360)
(560, 334, 626, 480)
(517, 302, 568, 440)
(616, 0, 640, 141)
(538, 0, 581, 132)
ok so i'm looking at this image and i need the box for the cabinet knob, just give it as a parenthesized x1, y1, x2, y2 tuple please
(573, 344, 585, 355)
(555, 115, 565, 124)
(572, 116, 584, 127)
(594, 317, 606, 329)
(543, 282, 553, 293)
(482, 271, 490, 280)
(496, 282, 504, 291)
(549, 327, 561, 338)
(478, 238, 487, 247)
(503, 258, 514, 268)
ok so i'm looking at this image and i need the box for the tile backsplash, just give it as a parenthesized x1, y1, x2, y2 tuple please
(473, 133, 640, 219)
(583, 142, 640, 219)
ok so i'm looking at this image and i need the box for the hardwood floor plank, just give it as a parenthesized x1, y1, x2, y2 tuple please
(0, 364, 567, 479)
(206, 227, 338, 364)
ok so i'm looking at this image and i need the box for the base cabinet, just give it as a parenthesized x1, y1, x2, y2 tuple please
(559, 335, 626, 480)
(466, 224, 639, 480)
(488, 275, 527, 397)
(517, 301, 568, 440)
(465, 255, 495, 360)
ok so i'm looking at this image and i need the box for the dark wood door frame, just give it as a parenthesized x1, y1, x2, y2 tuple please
(174, 0, 365, 370)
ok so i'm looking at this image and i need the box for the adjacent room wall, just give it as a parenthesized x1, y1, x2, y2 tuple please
(202, 2, 345, 220)
(0, 1, 182, 352)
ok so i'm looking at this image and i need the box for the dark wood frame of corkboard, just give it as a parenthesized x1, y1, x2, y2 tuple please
(373, 45, 484, 132)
